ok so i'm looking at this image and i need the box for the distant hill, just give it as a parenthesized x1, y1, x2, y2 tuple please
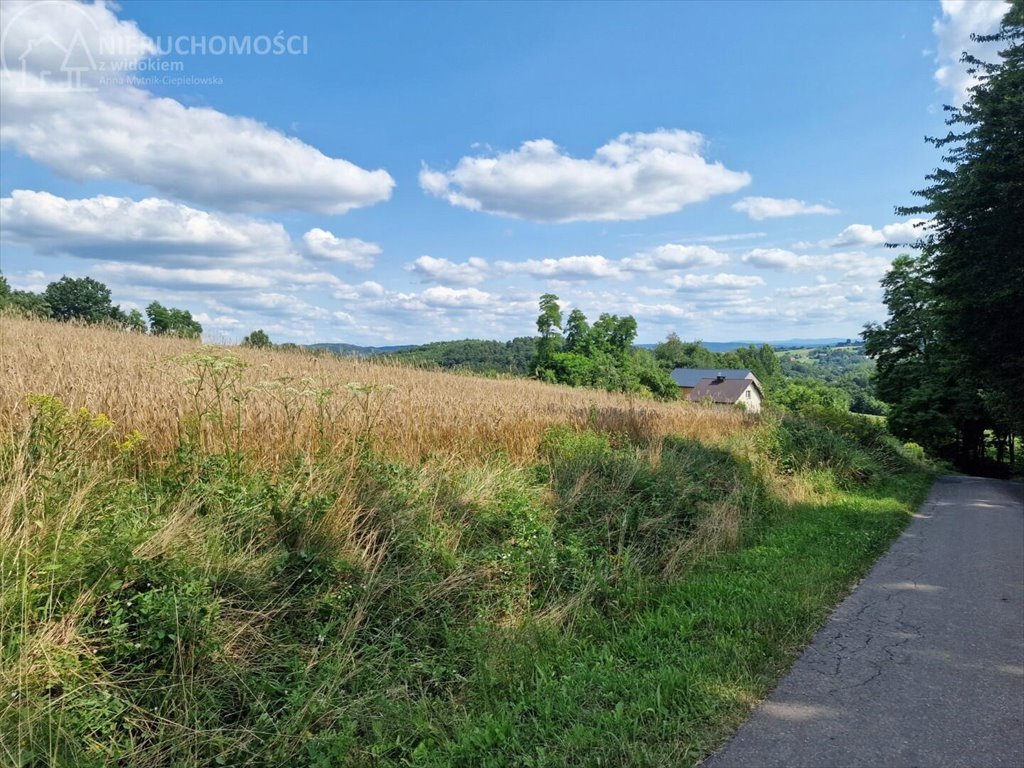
(777, 343, 884, 415)
(316, 337, 859, 358)
(307, 342, 415, 356)
(384, 338, 538, 375)
(308, 338, 539, 375)
(637, 338, 857, 353)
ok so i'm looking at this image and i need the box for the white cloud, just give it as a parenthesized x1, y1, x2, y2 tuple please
(732, 196, 839, 221)
(91, 263, 275, 291)
(692, 232, 767, 243)
(629, 303, 696, 321)
(192, 312, 244, 330)
(3, 268, 50, 293)
(741, 247, 893, 279)
(332, 281, 387, 301)
(821, 218, 931, 248)
(226, 292, 330, 320)
(0, 190, 296, 265)
(406, 255, 489, 285)
(741, 247, 818, 270)
(828, 252, 893, 280)
(620, 243, 728, 272)
(493, 243, 731, 282)
(1, 192, 387, 300)
(420, 129, 751, 223)
(497, 255, 626, 280)
(933, 0, 1011, 105)
(302, 228, 381, 269)
(823, 224, 886, 248)
(419, 286, 494, 309)
(0, 1, 394, 213)
(0, 0, 157, 86)
(666, 273, 764, 291)
(780, 283, 838, 298)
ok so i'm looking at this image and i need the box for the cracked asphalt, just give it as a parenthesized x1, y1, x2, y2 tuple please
(705, 476, 1024, 768)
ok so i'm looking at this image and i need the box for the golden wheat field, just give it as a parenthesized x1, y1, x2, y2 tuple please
(0, 315, 748, 465)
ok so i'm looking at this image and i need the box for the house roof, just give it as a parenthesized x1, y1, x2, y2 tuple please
(670, 368, 758, 388)
(687, 377, 759, 404)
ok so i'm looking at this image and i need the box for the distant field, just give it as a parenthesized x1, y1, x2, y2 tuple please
(777, 347, 816, 359)
(0, 316, 745, 465)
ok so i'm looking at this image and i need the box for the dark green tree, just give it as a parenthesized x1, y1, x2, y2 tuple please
(533, 293, 563, 374)
(122, 309, 147, 333)
(902, 1, 1023, 438)
(653, 333, 719, 369)
(147, 301, 203, 339)
(863, 255, 987, 461)
(0, 274, 51, 318)
(563, 308, 591, 354)
(43, 276, 117, 323)
(241, 329, 272, 348)
(867, 2, 1022, 467)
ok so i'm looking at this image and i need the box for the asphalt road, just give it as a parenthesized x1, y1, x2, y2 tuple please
(706, 475, 1024, 768)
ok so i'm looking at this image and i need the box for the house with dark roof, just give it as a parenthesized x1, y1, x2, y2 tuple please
(671, 368, 763, 413)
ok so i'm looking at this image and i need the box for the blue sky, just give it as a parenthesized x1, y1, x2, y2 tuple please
(0, 0, 1011, 344)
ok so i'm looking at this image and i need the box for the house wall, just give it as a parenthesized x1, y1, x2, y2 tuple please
(740, 384, 762, 414)
(679, 386, 694, 396)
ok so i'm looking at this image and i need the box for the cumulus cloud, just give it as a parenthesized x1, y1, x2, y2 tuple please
(778, 283, 840, 298)
(1, 192, 386, 287)
(493, 243, 732, 283)
(741, 248, 819, 270)
(629, 303, 696, 321)
(418, 286, 494, 309)
(0, 190, 297, 265)
(497, 255, 626, 280)
(692, 232, 767, 243)
(302, 228, 381, 269)
(420, 130, 751, 223)
(828, 252, 893, 280)
(406, 256, 489, 285)
(192, 312, 244, 330)
(331, 280, 386, 301)
(666, 273, 764, 291)
(820, 219, 931, 248)
(226, 292, 330, 320)
(91, 263, 276, 291)
(731, 197, 839, 221)
(933, 0, 1011, 105)
(741, 247, 892, 280)
(620, 244, 728, 272)
(0, 1, 394, 213)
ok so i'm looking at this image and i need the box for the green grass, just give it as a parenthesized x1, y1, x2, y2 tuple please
(0, 395, 933, 767)
(430, 475, 930, 767)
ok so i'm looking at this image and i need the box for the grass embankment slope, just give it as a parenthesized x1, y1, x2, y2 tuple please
(0, 316, 933, 767)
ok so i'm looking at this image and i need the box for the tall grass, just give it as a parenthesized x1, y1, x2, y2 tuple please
(0, 315, 932, 766)
(0, 316, 746, 466)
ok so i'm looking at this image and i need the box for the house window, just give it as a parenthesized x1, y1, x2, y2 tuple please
(746, 390, 751, 399)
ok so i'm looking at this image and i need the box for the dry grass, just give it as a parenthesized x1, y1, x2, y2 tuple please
(0, 315, 748, 465)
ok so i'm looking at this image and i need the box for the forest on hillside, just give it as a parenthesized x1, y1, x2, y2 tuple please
(778, 346, 886, 416)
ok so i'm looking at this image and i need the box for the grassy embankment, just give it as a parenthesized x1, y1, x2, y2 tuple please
(0, 316, 933, 767)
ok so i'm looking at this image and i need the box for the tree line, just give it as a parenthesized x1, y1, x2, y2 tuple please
(532, 294, 678, 398)
(863, 3, 1022, 472)
(384, 337, 538, 375)
(0, 273, 203, 339)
